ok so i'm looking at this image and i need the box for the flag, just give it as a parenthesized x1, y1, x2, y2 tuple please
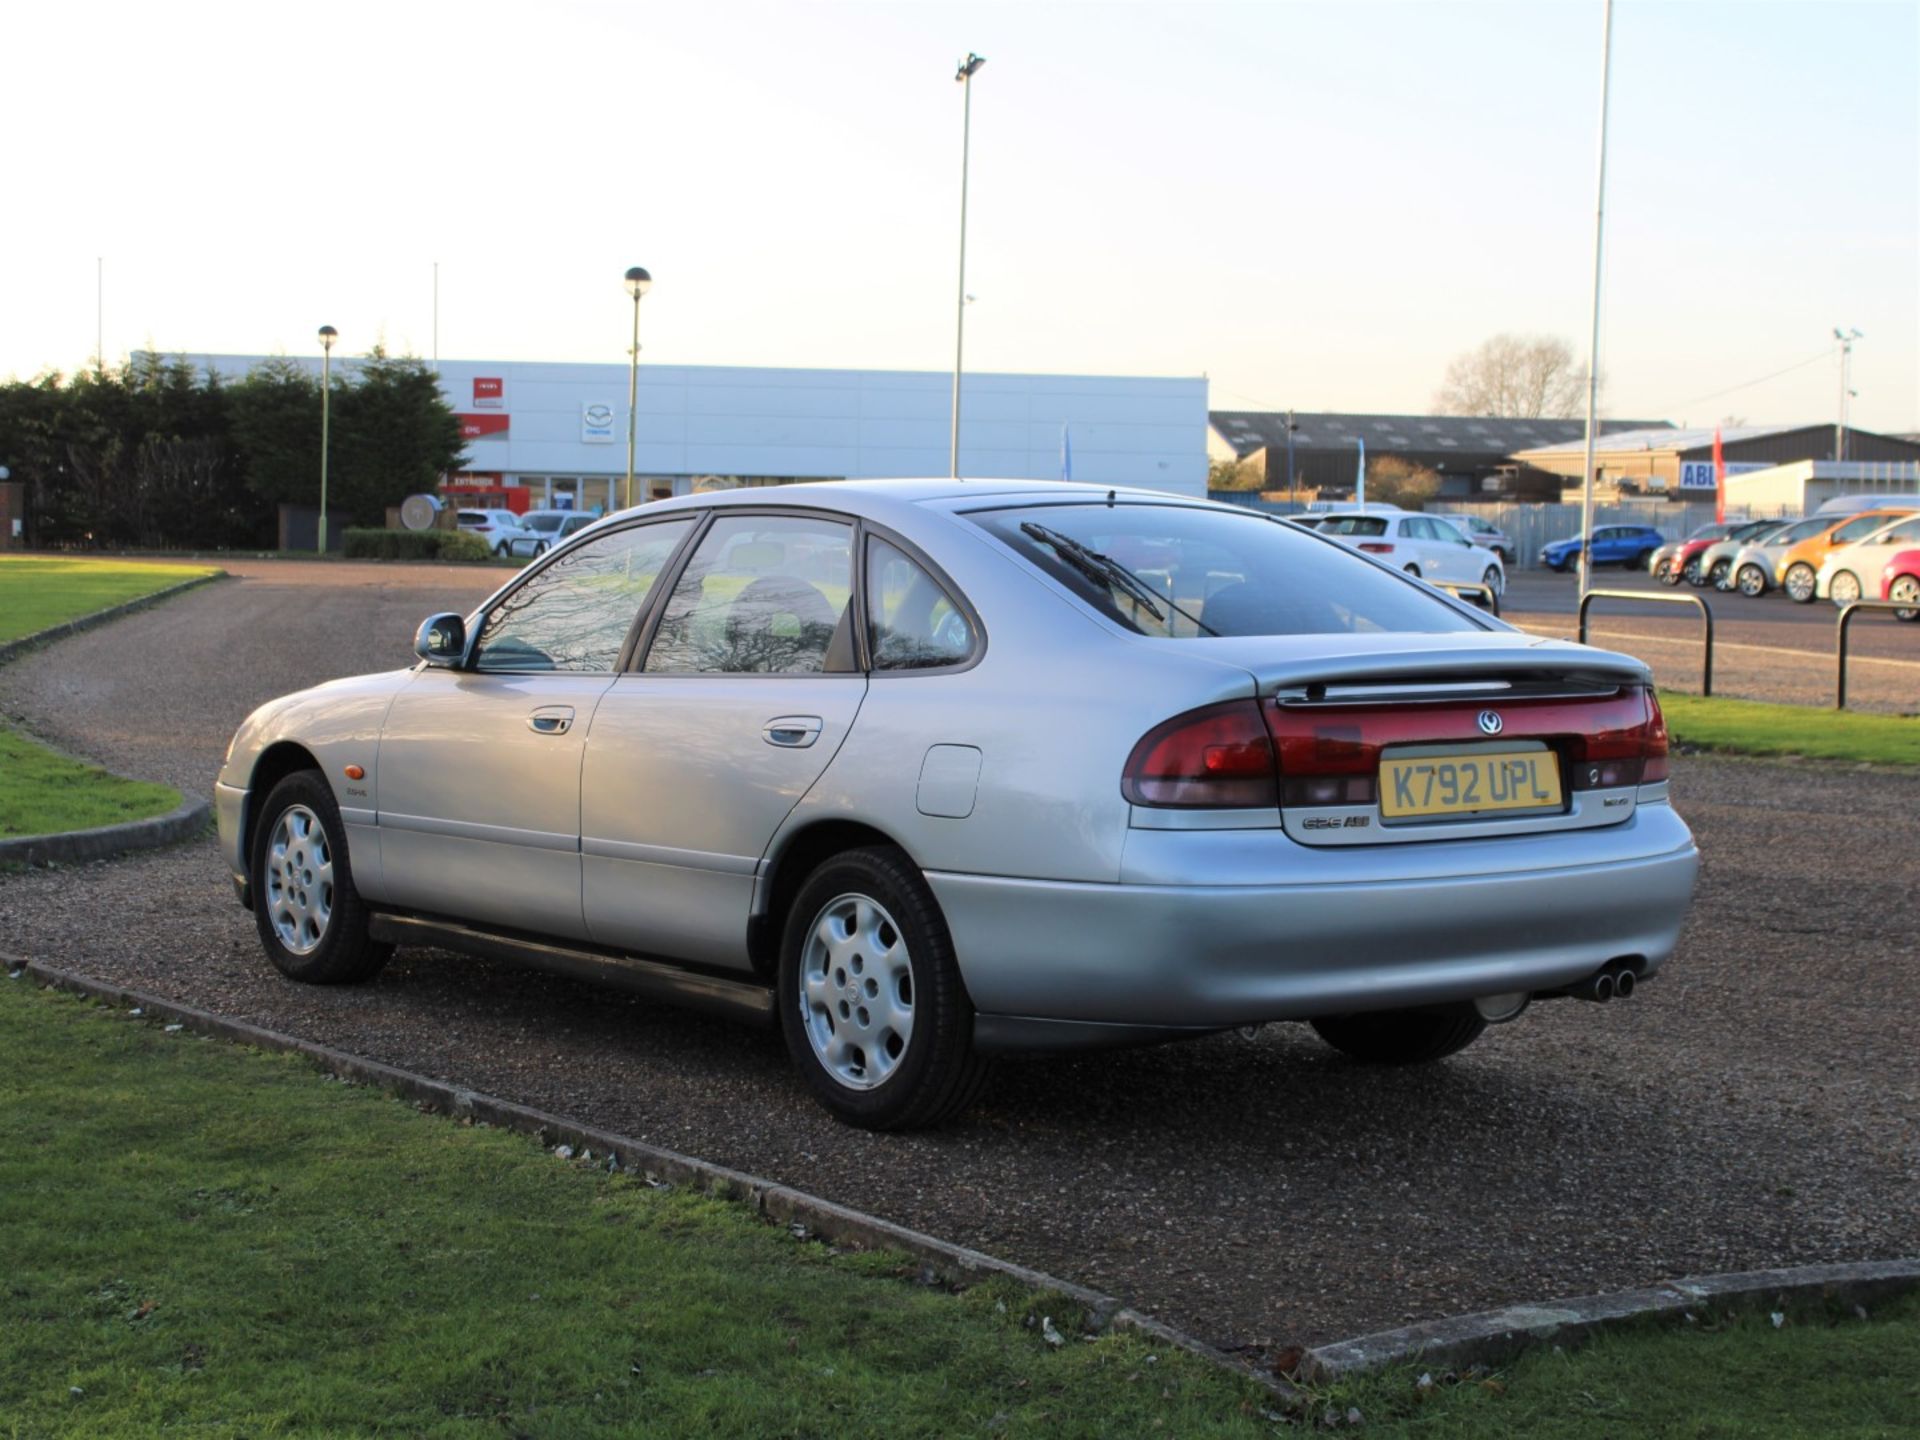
(1356, 438, 1366, 507)
(1060, 424, 1073, 482)
(1713, 427, 1725, 524)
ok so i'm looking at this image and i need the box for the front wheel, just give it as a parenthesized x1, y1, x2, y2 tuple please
(250, 771, 391, 985)
(1657, 559, 1683, 586)
(1829, 570, 1862, 607)
(1480, 565, 1504, 599)
(1708, 558, 1732, 589)
(1890, 573, 1920, 622)
(1736, 563, 1768, 597)
(1635, 549, 1658, 572)
(779, 847, 991, 1130)
(1310, 1004, 1488, 1065)
(1784, 562, 1818, 603)
(1683, 556, 1708, 587)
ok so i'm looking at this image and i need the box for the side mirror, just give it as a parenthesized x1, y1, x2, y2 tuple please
(414, 612, 468, 667)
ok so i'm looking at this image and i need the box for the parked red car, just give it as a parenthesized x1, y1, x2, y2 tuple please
(1881, 550, 1920, 621)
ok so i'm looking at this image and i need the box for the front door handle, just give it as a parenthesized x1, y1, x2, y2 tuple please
(528, 705, 575, 736)
(763, 715, 823, 748)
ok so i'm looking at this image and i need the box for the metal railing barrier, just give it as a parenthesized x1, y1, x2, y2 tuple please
(1433, 580, 1499, 617)
(1578, 589, 1714, 698)
(1834, 600, 1917, 710)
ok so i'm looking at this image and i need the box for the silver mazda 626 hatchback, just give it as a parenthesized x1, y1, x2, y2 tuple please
(217, 480, 1699, 1128)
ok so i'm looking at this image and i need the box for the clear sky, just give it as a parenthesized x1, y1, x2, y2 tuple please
(5, 0, 1915, 432)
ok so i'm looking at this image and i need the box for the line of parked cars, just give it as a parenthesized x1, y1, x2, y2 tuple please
(1642, 497, 1920, 618)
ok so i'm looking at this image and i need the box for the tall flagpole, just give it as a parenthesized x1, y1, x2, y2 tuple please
(1578, 0, 1614, 598)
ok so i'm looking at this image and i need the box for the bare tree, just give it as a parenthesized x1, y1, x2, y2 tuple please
(1433, 334, 1590, 418)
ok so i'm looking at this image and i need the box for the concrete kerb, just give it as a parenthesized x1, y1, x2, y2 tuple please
(0, 570, 227, 668)
(3, 957, 1285, 1399)
(0, 795, 212, 868)
(1302, 1258, 1920, 1382)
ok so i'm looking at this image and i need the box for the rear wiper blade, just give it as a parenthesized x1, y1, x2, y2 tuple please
(1019, 522, 1217, 635)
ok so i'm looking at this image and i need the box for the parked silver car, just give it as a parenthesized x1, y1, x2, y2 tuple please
(215, 480, 1699, 1128)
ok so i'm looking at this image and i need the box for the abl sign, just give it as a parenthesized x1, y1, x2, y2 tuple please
(1679, 460, 1768, 490)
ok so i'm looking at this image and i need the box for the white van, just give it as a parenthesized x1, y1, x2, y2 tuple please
(1815, 493, 1920, 516)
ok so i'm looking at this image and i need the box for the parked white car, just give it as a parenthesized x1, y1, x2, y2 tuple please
(1316, 509, 1506, 597)
(1813, 513, 1920, 604)
(1726, 516, 1839, 597)
(456, 509, 533, 556)
(507, 510, 601, 558)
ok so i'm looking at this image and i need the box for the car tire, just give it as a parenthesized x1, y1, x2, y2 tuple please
(778, 846, 992, 1131)
(1683, 556, 1708, 587)
(1403, 564, 1421, 577)
(250, 771, 392, 986)
(1890, 574, 1920, 622)
(1708, 559, 1732, 589)
(1657, 559, 1683, 586)
(1310, 1004, 1488, 1065)
(1480, 565, 1504, 600)
(1635, 549, 1657, 571)
(1736, 563, 1768, 597)
(1829, 570, 1862, 607)
(493, 541, 509, 557)
(1784, 562, 1818, 603)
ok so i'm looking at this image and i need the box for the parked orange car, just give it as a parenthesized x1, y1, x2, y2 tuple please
(1777, 507, 1918, 603)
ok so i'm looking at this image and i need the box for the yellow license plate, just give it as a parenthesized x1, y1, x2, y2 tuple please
(1378, 749, 1563, 819)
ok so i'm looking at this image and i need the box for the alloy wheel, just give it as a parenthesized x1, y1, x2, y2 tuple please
(1736, 564, 1767, 597)
(265, 805, 333, 955)
(1785, 564, 1817, 603)
(1830, 571, 1862, 606)
(798, 893, 915, 1092)
(1890, 574, 1919, 621)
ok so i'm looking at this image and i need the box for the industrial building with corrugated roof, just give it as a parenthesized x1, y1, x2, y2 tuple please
(1509, 423, 1920, 498)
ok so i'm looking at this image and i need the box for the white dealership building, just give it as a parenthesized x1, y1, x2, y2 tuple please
(181, 354, 1209, 511)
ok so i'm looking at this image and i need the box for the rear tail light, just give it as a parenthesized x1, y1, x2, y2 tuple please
(1122, 701, 1278, 808)
(1357, 543, 1394, 555)
(1124, 687, 1668, 813)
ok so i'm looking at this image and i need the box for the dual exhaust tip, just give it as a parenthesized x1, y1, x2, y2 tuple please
(1558, 961, 1639, 1004)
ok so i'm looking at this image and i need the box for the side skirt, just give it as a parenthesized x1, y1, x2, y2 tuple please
(367, 912, 775, 1027)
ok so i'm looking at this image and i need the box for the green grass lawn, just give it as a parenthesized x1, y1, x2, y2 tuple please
(0, 725, 180, 838)
(1660, 692, 1920, 766)
(0, 554, 219, 643)
(4, 981, 1916, 1439)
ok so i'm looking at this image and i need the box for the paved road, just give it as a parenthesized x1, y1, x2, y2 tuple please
(3, 558, 1916, 1360)
(1500, 571, 1918, 712)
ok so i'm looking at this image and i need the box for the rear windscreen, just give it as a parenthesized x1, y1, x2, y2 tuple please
(968, 504, 1485, 639)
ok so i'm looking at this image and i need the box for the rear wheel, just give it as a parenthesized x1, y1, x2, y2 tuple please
(1890, 574, 1920, 621)
(1403, 564, 1421, 577)
(250, 771, 391, 985)
(1829, 570, 1862, 606)
(1784, 562, 1818, 603)
(778, 847, 991, 1130)
(1480, 565, 1504, 599)
(1310, 1004, 1487, 1065)
(1736, 563, 1768, 597)
(1635, 548, 1657, 571)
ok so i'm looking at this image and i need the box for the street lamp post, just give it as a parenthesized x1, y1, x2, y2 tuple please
(1576, 0, 1614, 600)
(317, 325, 337, 554)
(1285, 409, 1298, 511)
(1834, 327, 1862, 461)
(624, 266, 652, 510)
(950, 52, 985, 480)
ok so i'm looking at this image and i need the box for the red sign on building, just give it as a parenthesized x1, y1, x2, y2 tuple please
(472, 376, 504, 408)
(456, 413, 511, 440)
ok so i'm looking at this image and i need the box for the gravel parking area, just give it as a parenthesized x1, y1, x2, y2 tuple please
(3, 558, 1916, 1357)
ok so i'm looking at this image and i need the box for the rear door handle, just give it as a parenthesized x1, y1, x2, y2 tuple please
(528, 706, 575, 735)
(763, 715, 823, 748)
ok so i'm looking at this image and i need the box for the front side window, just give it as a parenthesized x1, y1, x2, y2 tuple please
(1833, 514, 1900, 544)
(970, 503, 1484, 639)
(645, 514, 855, 674)
(471, 518, 694, 672)
(868, 539, 973, 670)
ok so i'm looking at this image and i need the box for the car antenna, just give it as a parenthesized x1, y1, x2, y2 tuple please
(1106, 488, 1116, 506)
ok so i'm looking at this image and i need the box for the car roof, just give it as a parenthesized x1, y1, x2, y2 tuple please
(595, 478, 1229, 530)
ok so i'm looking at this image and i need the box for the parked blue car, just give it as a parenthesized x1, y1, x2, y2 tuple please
(1539, 524, 1667, 573)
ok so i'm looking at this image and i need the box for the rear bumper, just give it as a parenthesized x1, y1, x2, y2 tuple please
(928, 806, 1699, 1029)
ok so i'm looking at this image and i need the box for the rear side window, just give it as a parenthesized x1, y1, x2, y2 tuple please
(867, 539, 973, 670)
(645, 515, 856, 674)
(969, 504, 1484, 639)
